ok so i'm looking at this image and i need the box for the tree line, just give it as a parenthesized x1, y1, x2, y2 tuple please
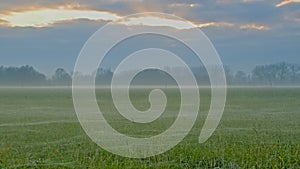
(0, 66, 114, 86)
(0, 66, 70, 86)
(228, 62, 300, 86)
(1, 62, 300, 86)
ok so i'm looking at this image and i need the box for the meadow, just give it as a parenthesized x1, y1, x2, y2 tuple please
(0, 87, 299, 168)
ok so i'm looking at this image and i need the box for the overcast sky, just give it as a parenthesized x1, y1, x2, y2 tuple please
(0, 0, 299, 75)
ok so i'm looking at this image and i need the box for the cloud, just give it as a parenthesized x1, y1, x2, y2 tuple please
(168, 3, 201, 8)
(0, 5, 235, 30)
(242, 0, 264, 2)
(289, 17, 300, 22)
(0, 19, 8, 25)
(0, 6, 122, 27)
(283, 9, 300, 22)
(240, 23, 270, 30)
(108, 0, 143, 2)
(276, 0, 300, 7)
(0, 2, 285, 32)
(118, 16, 234, 29)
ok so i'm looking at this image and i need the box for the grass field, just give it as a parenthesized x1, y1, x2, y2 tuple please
(0, 87, 299, 168)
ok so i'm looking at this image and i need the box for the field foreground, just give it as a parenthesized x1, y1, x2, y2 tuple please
(0, 87, 299, 168)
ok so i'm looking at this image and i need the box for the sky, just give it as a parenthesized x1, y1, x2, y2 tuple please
(0, 0, 299, 76)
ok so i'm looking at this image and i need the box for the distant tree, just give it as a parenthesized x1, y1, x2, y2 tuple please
(224, 66, 233, 85)
(234, 71, 248, 85)
(191, 66, 210, 85)
(129, 69, 176, 86)
(96, 68, 113, 85)
(252, 65, 276, 86)
(289, 63, 300, 84)
(51, 68, 72, 86)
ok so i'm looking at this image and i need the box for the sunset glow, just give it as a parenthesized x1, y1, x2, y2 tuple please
(0, 8, 122, 27)
(118, 16, 233, 29)
(276, 0, 300, 7)
(0, 6, 234, 30)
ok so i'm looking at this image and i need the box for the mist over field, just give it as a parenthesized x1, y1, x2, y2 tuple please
(1, 0, 300, 168)
(1, 62, 300, 86)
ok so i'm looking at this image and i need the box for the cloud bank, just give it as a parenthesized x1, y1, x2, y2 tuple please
(276, 0, 300, 7)
(0, 5, 270, 31)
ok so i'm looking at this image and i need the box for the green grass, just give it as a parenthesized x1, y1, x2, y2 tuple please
(0, 87, 299, 168)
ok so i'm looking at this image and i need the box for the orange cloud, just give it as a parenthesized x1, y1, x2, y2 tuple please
(276, 0, 300, 7)
(240, 24, 270, 30)
(118, 16, 233, 29)
(0, 5, 234, 30)
(0, 7, 122, 27)
(0, 19, 9, 27)
(0, 19, 8, 24)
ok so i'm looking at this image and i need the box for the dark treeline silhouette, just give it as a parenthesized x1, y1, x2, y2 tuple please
(1, 62, 300, 86)
(0, 65, 46, 86)
(0, 65, 114, 86)
(250, 62, 300, 86)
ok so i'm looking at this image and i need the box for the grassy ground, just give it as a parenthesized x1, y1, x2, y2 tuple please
(0, 87, 299, 168)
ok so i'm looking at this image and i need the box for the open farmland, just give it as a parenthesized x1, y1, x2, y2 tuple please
(0, 87, 299, 168)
